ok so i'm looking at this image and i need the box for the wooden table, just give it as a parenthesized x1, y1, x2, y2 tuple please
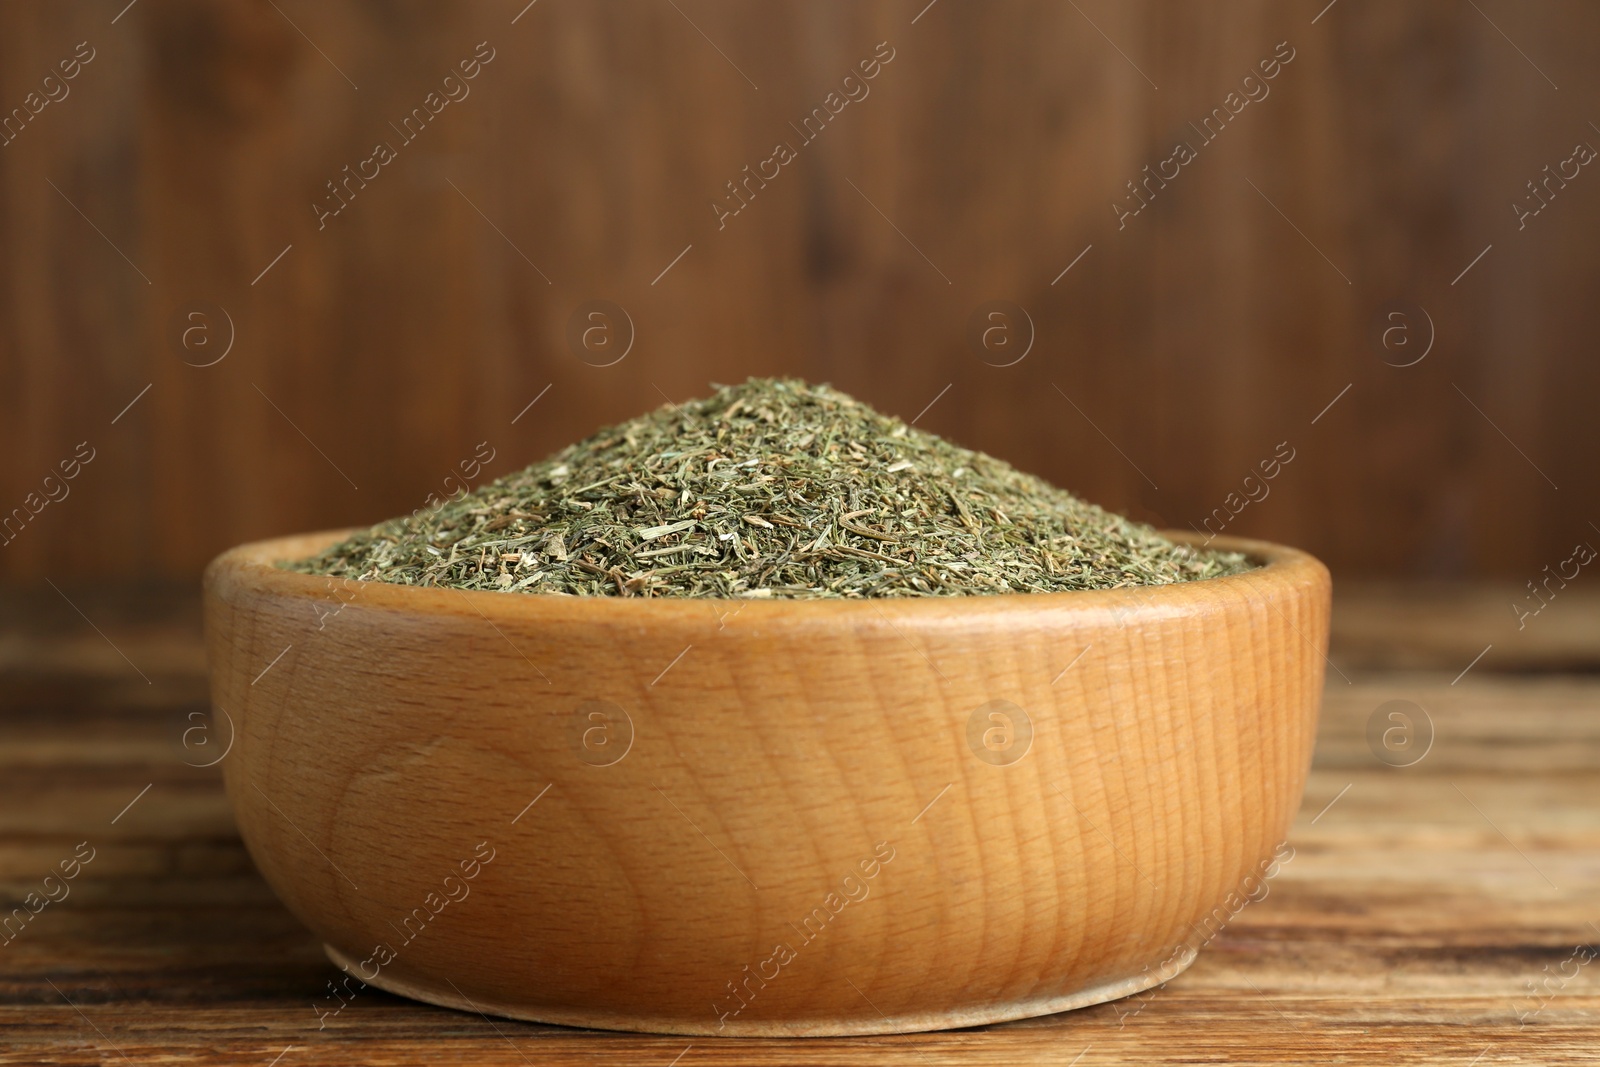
(2, 588, 1596, 1064)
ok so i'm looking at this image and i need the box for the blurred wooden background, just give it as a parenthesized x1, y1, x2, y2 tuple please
(1, 0, 1595, 585)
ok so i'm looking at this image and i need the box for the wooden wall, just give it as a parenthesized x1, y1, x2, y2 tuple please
(2, 0, 1595, 584)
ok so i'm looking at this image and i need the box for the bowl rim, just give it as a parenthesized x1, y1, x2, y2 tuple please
(206, 528, 1329, 624)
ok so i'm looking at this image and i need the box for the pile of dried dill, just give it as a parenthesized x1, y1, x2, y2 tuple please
(288, 378, 1252, 598)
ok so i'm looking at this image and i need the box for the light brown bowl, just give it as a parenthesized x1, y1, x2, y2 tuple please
(203, 529, 1329, 1036)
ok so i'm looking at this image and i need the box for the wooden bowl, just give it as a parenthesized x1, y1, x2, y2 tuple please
(203, 529, 1329, 1036)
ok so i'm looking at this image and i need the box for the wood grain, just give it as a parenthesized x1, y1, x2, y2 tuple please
(2, 587, 1596, 1062)
(199, 529, 1329, 1035)
(2, 1, 1598, 585)
(1331, 580, 1600, 672)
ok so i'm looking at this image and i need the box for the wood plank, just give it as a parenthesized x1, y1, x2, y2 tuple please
(1331, 581, 1600, 672)
(0, 596, 1596, 1062)
(3, 2, 1599, 585)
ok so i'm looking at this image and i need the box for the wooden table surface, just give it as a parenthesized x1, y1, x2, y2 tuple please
(1, 587, 1596, 1065)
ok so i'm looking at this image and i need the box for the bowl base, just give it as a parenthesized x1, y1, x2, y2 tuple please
(323, 942, 1198, 1037)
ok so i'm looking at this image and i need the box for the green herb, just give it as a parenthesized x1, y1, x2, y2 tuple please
(287, 378, 1252, 597)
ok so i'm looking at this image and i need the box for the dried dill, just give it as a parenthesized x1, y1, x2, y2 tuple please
(286, 378, 1253, 598)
